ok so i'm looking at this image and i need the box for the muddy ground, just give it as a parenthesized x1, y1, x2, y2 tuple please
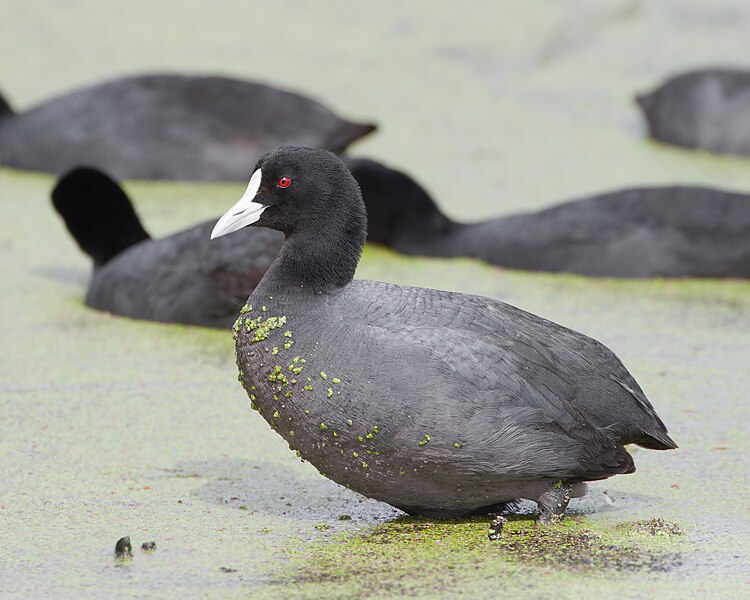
(1, 1, 749, 597)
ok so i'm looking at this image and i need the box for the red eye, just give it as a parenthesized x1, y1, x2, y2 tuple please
(277, 177, 292, 188)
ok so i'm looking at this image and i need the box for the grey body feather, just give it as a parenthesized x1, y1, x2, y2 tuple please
(89, 222, 283, 327)
(638, 69, 750, 156)
(400, 187, 750, 278)
(0, 74, 375, 180)
(237, 280, 673, 516)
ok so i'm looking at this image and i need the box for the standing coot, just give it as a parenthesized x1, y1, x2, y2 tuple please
(52, 167, 284, 327)
(349, 157, 750, 278)
(1, 74, 376, 180)
(212, 147, 676, 522)
(637, 69, 750, 156)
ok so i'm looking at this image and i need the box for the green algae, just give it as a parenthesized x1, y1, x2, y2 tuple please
(267, 515, 686, 597)
(245, 315, 287, 344)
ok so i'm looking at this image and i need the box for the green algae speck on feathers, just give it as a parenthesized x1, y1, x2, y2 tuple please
(244, 315, 288, 343)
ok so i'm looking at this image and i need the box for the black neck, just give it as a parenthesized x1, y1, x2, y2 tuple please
(389, 213, 467, 254)
(0, 91, 13, 120)
(258, 212, 366, 295)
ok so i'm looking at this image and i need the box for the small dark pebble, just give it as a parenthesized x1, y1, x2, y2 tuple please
(219, 567, 237, 573)
(488, 515, 507, 540)
(115, 536, 132, 557)
(141, 541, 157, 552)
(338, 515, 352, 521)
(630, 518, 684, 536)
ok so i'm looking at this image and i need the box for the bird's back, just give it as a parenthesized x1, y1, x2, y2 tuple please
(89, 222, 283, 327)
(1, 75, 375, 179)
(470, 187, 750, 277)
(639, 70, 750, 156)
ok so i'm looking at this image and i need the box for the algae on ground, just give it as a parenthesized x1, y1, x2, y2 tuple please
(264, 515, 686, 598)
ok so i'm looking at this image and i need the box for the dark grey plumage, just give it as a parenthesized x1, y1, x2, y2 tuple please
(87, 221, 283, 327)
(52, 167, 284, 328)
(2, 74, 375, 180)
(214, 147, 676, 519)
(349, 157, 750, 278)
(470, 187, 750, 278)
(637, 69, 750, 156)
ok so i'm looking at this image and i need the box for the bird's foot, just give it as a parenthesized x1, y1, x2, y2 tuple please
(537, 481, 573, 524)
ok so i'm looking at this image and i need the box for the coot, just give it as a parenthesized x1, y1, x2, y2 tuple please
(52, 167, 284, 327)
(349, 157, 750, 278)
(212, 147, 676, 521)
(637, 69, 750, 156)
(3, 74, 375, 180)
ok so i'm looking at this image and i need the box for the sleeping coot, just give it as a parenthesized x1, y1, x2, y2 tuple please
(637, 69, 750, 157)
(2, 74, 376, 180)
(51, 167, 284, 327)
(349, 157, 750, 278)
(212, 147, 676, 523)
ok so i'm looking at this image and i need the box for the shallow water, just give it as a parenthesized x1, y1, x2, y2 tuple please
(1, 1, 749, 597)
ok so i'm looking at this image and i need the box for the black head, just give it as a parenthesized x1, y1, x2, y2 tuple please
(51, 167, 150, 267)
(212, 147, 368, 292)
(342, 157, 456, 248)
(212, 146, 366, 241)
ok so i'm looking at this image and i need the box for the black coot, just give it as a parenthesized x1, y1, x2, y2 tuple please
(212, 147, 676, 521)
(51, 167, 284, 327)
(348, 157, 750, 278)
(2, 74, 375, 180)
(637, 69, 750, 156)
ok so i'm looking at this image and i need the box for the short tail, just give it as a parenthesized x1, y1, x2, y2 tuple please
(613, 377, 678, 450)
(51, 167, 150, 267)
(327, 121, 377, 153)
(635, 430, 678, 451)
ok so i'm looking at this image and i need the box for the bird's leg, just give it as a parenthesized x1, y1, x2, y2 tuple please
(536, 480, 573, 524)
